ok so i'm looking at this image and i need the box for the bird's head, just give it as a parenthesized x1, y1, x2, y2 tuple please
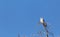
(40, 17, 44, 24)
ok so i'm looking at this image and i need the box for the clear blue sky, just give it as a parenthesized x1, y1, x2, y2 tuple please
(0, 0, 60, 37)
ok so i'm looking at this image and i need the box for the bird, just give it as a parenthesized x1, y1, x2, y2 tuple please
(40, 17, 47, 28)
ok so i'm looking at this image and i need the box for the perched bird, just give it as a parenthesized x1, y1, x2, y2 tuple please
(40, 18, 47, 28)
